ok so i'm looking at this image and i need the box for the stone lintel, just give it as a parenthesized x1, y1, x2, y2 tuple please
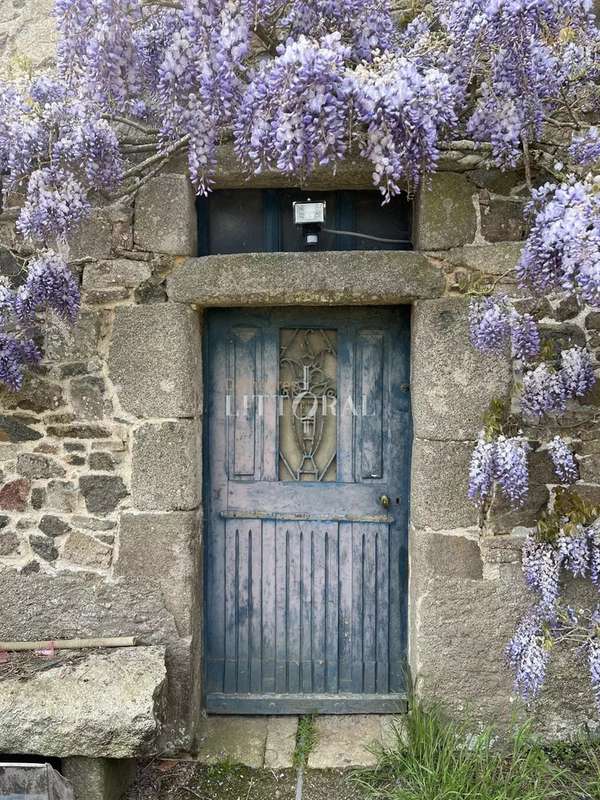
(167, 251, 445, 306)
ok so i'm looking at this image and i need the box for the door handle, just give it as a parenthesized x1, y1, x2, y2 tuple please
(379, 495, 391, 509)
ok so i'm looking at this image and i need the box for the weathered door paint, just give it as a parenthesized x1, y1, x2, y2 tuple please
(204, 307, 411, 714)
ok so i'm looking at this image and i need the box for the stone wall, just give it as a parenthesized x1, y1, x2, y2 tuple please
(1, 160, 599, 748)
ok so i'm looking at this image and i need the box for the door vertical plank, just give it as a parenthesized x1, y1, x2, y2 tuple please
(275, 522, 288, 692)
(389, 526, 404, 693)
(237, 526, 250, 694)
(261, 519, 276, 693)
(357, 332, 385, 481)
(312, 526, 326, 693)
(230, 328, 259, 479)
(300, 524, 313, 693)
(205, 515, 225, 693)
(338, 330, 354, 483)
(250, 522, 263, 693)
(338, 521, 353, 692)
(224, 520, 238, 693)
(325, 523, 340, 693)
(287, 523, 301, 693)
(376, 526, 390, 693)
(363, 526, 377, 694)
(351, 523, 364, 693)
(262, 330, 279, 481)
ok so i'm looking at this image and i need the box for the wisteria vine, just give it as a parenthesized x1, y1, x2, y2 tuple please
(1, 0, 600, 711)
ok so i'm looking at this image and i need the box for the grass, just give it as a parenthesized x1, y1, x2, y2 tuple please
(353, 702, 571, 800)
(294, 714, 319, 768)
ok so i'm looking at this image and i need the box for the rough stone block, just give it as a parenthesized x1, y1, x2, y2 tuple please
(196, 717, 268, 768)
(131, 422, 199, 511)
(108, 304, 200, 418)
(168, 251, 445, 306)
(83, 260, 151, 290)
(0, 530, 20, 556)
(29, 533, 59, 562)
(414, 173, 477, 250)
(62, 530, 112, 569)
(480, 198, 527, 243)
(412, 298, 512, 440)
(0, 646, 166, 758)
(411, 529, 483, 581)
(411, 439, 478, 530)
(134, 175, 197, 256)
(62, 757, 137, 800)
(79, 475, 128, 515)
(17, 453, 65, 479)
(0, 415, 43, 443)
(68, 211, 113, 261)
(0, 378, 65, 415)
(46, 480, 78, 513)
(39, 515, 72, 538)
(0, 479, 30, 511)
(116, 512, 198, 634)
(70, 376, 107, 420)
(46, 311, 101, 363)
(433, 242, 523, 276)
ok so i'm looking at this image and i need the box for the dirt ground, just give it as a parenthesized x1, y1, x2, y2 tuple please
(126, 759, 367, 800)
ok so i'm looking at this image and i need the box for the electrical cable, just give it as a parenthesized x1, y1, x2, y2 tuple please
(321, 227, 410, 244)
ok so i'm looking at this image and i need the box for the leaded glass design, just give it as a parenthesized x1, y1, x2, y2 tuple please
(279, 329, 337, 481)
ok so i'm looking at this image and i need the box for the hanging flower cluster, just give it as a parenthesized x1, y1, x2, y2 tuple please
(518, 178, 600, 307)
(469, 295, 541, 362)
(520, 347, 596, 418)
(468, 435, 530, 508)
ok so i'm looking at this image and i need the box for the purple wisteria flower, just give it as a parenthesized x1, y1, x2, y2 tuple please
(15, 252, 80, 324)
(588, 631, 600, 712)
(548, 436, 579, 484)
(521, 347, 597, 419)
(522, 536, 562, 609)
(558, 529, 590, 578)
(506, 605, 552, 701)
(469, 296, 540, 362)
(468, 434, 530, 508)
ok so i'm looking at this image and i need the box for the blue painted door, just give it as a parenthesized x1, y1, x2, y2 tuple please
(204, 307, 411, 714)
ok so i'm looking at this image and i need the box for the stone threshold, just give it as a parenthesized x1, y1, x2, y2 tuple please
(192, 714, 400, 769)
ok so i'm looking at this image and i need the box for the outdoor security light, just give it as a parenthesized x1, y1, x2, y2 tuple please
(293, 200, 326, 248)
(293, 200, 326, 225)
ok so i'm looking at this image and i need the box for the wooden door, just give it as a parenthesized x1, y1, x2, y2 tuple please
(204, 307, 411, 714)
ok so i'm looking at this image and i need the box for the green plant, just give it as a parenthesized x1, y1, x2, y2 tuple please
(293, 714, 318, 768)
(354, 702, 566, 800)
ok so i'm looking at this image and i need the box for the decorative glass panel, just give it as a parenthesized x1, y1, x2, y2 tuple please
(279, 329, 337, 481)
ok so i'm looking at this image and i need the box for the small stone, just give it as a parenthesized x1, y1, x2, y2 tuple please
(89, 452, 114, 471)
(72, 516, 117, 532)
(34, 443, 58, 454)
(60, 362, 90, 378)
(79, 475, 128, 515)
(17, 453, 66, 480)
(0, 531, 19, 556)
(31, 487, 46, 510)
(13, 380, 65, 415)
(554, 295, 581, 322)
(96, 534, 115, 545)
(83, 260, 151, 290)
(0, 516, 8, 529)
(586, 311, 600, 331)
(134, 281, 167, 304)
(45, 311, 101, 363)
(39, 515, 72, 538)
(46, 413, 76, 424)
(0, 479, 30, 512)
(82, 288, 130, 305)
(17, 517, 36, 530)
(30, 533, 59, 562)
(46, 481, 78, 513)
(64, 442, 86, 452)
(70, 376, 106, 420)
(47, 425, 110, 439)
(480, 198, 527, 243)
(67, 455, 86, 466)
(0, 415, 43, 443)
(62, 530, 112, 569)
(20, 560, 40, 575)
